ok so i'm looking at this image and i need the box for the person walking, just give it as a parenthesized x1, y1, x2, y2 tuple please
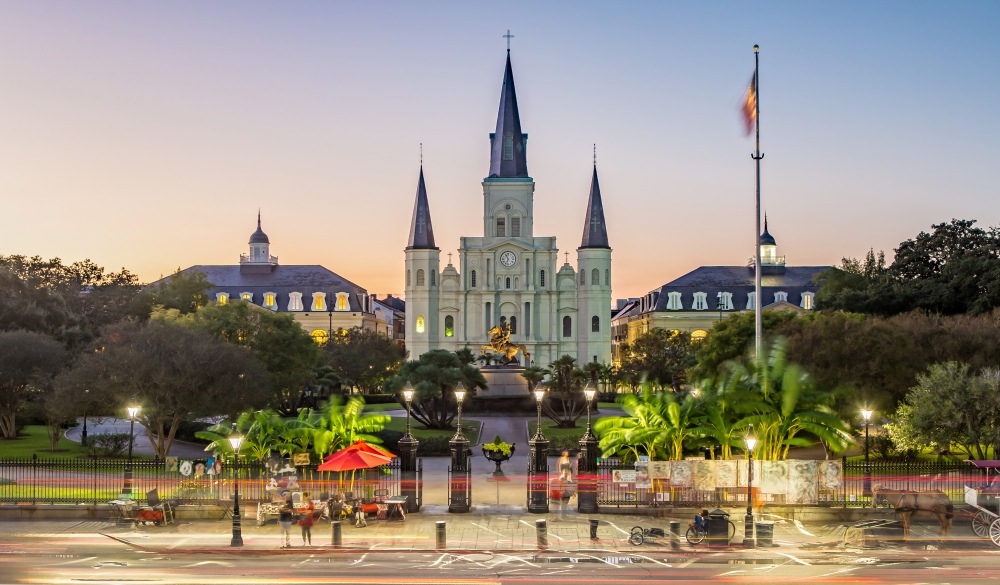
(299, 492, 315, 546)
(558, 451, 573, 480)
(277, 495, 294, 548)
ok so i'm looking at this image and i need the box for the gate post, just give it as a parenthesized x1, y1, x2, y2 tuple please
(577, 430, 600, 514)
(527, 422, 550, 513)
(448, 435, 471, 513)
(398, 433, 420, 513)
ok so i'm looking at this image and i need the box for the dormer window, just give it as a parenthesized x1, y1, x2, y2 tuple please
(692, 292, 708, 311)
(240, 292, 253, 302)
(216, 292, 229, 306)
(312, 292, 327, 311)
(335, 292, 349, 311)
(666, 291, 682, 310)
(263, 292, 277, 310)
(774, 291, 788, 304)
(717, 292, 734, 311)
(800, 292, 814, 310)
(288, 292, 303, 311)
(746, 292, 756, 310)
(503, 134, 514, 160)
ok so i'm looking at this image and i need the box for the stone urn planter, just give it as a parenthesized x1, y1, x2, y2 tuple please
(482, 438, 515, 477)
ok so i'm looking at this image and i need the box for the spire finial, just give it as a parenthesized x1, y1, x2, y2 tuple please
(420, 143, 423, 166)
(593, 144, 596, 166)
(764, 212, 768, 232)
(565, 252, 569, 264)
(257, 209, 261, 228)
(448, 252, 453, 264)
(504, 29, 514, 52)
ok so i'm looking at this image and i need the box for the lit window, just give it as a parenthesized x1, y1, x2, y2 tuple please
(691, 330, 708, 342)
(666, 291, 683, 310)
(216, 292, 229, 306)
(311, 329, 329, 345)
(801, 292, 815, 310)
(591, 268, 600, 286)
(511, 217, 521, 237)
(717, 292, 734, 311)
(336, 293, 349, 311)
(415, 316, 425, 334)
(288, 292, 303, 311)
(503, 134, 513, 160)
(692, 292, 708, 311)
(563, 316, 572, 338)
(416, 269, 425, 286)
(312, 292, 327, 311)
(496, 217, 506, 237)
(746, 292, 756, 310)
(264, 292, 277, 310)
(240, 292, 253, 302)
(774, 291, 788, 303)
(539, 270, 545, 287)
(592, 316, 600, 332)
(471, 270, 477, 288)
(445, 315, 454, 337)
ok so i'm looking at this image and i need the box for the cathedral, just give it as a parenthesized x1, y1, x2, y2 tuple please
(404, 49, 612, 368)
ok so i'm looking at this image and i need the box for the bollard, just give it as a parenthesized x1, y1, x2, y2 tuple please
(669, 521, 680, 550)
(536, 518, 548, 549)
(331, 521, 342, 548)
(589, 519, 599, 540)
(436, 521, 447, 550)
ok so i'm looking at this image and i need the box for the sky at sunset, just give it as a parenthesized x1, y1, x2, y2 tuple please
(2, 1, 998, 300)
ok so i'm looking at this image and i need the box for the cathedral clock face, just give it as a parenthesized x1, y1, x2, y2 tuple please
(499, 251, 517, 267)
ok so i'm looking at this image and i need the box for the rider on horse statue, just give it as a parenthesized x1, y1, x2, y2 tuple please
(483, 323, 531, 366)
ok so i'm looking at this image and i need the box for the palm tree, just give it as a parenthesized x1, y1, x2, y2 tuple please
(520, 365, 548, 392)
(542, 355, 587, 428)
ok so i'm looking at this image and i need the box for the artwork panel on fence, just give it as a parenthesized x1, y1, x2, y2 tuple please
(693, 460, 716, 491)
(635, 460, 652, 489)
(165, 457, 178, 473)
(736, 460, 760, 487)
(787, 460, 818, 504)
(612, 469, 636, 485)
(760, 461, 789, 494)
(818, 460, 842, 489)
(716, 460, 738, 487)
(671, 460, 694, 488)
(647, 461, 670, 479)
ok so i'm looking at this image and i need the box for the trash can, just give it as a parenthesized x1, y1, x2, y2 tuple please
(705, 508, 731, 546)
(755, 521, 775, 547)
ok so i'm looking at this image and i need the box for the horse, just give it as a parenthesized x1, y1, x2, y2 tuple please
(872, 484, 954, 538)
(482, 326, 531, 366)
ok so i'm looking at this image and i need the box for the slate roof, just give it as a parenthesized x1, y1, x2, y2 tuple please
(651, 265, 829, 312)
(488, 51, 529, 179)
(406, 166, 437, 250)
(579, 165, 610, 249)
(166, 265, 370, 313)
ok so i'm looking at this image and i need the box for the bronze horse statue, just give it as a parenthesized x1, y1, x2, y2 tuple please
(482, 325, 530, 366)
(873, 484, 954, 538)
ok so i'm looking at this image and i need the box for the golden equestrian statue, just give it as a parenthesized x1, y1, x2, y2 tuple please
(482, 323, 531, 366)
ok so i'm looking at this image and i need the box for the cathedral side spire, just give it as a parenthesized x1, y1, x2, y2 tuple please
(406, 166, 438, 249)
(579, 165, 610, 249)
(488, 50, 529, 179)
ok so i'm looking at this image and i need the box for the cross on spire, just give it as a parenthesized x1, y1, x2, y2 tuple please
(504, 29, 514, 52)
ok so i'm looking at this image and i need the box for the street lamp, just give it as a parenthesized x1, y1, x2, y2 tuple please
(81, 389, 90, 447)
(532, 389, 546, 441)
(453, 383, 466, 441)
(228, 432, 244, 547)
(123, 404, 140, 497)
(743, 424, 757, 548)
(402, 382, 415, 440)
(583, 383, 597, 438)
(861, 407, 873, 497)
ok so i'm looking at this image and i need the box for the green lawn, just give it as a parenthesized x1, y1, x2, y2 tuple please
(362, 402, 404, 413)
(1, 426, 92, 459)
(381, 417, 482, 445)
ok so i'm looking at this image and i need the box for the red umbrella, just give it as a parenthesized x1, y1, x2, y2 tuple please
(323, 440, 397, 462)
(317, 449, 393, 472)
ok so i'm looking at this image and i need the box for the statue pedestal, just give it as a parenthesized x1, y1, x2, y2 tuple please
(479, 367, 529, 397)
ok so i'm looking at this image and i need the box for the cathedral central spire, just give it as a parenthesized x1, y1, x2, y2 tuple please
(488, 51, 529, 179)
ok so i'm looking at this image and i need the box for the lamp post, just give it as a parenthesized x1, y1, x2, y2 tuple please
(528, 387, 550, 513)
(121, 404, 140, 497)
(533, 389, 546, 441)
(81, 389, 90, 447)
(453, 383, 466, 441)
(229, 433, 244, 547)
(448, 382, 471, 513)
(578, 382, 599, 513)
(861, 407, 873, 497)
(398, 382, 420, 513)
(402, 383, 415, 439)
(743, 424, 757, 548)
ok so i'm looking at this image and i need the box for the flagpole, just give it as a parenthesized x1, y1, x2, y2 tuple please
(752, 44, 763, 364)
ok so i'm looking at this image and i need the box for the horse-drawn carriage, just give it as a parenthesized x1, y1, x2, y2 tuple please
(963, 460, 1000, 546)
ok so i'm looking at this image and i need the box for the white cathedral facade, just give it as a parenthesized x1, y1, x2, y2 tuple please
(404, 50, 612, 368)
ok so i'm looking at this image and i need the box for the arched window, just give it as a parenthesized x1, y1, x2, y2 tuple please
(591, 315, 600, 332)
(562, 316, 572, 337)
(416, 269, 425, 286)
(311, 329, 329, 345)
(445, 315, 454, 337)
(510, 316, 517, 334)
(336, 293, 349, 311)
(415, 316, 425, 334)
(500, 316, 507, 329)
(591, 268, 600, 285)
(505, 277, 511, 289)
(496, 216, 506, 237)
(691, 329, 708, 342)
(539, 269, 546, 287)
(471, 270, 477, 288)
(431, 270, 436, 286)
(511, 216, 521, 237)
(605, 269, 609, 286)
(406, 270, 411, 287)
(580, 271, 585, 285)
(503, 134, 513, 160)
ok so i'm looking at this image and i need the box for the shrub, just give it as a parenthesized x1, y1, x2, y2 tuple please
(85, 432, 134, 458)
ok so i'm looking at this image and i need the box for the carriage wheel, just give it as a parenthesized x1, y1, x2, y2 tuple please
(629, 532, 644, 546)
(973, 511, 993, 538)
(989, 518, 1000, 547)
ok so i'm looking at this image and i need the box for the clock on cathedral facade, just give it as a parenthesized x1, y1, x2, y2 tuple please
(403, 49, 612, 368)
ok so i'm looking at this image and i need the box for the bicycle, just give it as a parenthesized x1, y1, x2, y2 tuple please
(685, 520, 737, 545)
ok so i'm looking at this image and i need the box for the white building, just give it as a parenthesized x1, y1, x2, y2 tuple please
(403, 49, 613, 367)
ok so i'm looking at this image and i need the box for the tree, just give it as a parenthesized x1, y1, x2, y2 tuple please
(0, 331, 68, 439)
(520, 365, 548, 393)
(689, 311, 799, 381)
(541, 355, 588, 428)
(389, 350, 487, 430)
(131, 269, 213, 318)
(321, 328, 407, 394)
(617, 328, 696, 392)
(595, 387, 699, 461)
(54, 321, 271, 458)
(886, 363, 1000, 459)
(155, 301, 320, 416)
(298, 397, 390, 459)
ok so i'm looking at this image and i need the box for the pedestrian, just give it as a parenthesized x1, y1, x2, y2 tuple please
(277, 495, 294, 548)
(299, 491, 315, 546)
(558, 451, 573, 480)
(549, 475, 565, 520)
